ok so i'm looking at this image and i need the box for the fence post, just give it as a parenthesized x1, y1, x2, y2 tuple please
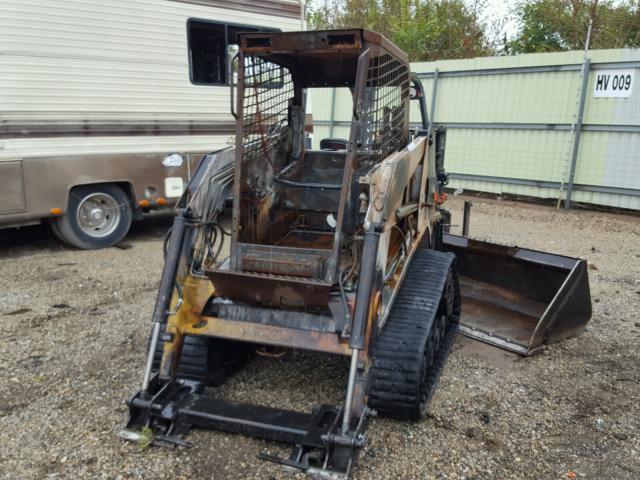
(565, 57, 591, 208)
(428, 68, 439, 132)
(329, 87, 337, 138)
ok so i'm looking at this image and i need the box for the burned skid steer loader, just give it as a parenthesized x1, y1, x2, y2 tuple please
(122, 29, 591, 478)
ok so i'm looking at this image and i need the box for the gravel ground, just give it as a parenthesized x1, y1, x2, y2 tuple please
(1, 196, 639, 480)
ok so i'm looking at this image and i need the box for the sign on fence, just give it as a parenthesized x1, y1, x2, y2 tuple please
(593, 69, 635, 98)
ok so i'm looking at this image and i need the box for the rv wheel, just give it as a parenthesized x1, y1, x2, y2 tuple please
(51, 184, 133, 249)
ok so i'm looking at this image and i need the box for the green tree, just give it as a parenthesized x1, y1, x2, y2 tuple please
(508, 0, 640, 54)
(306, 0, 493, 61)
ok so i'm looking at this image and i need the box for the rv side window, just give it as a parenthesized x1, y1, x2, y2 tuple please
(187, 19, 275, 86)
(188, 20, 227, 85)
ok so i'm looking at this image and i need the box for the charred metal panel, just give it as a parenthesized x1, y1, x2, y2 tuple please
(208, 302, 337, 333)
(207, 269, 332, 310)
(235, 243, 332, 279)
(242, 251, 324, 278)
(241, 29, 363, 53)
(184, 315, 349, 355)
(276, 151, 346, 212)
(275, 230, 334, 249)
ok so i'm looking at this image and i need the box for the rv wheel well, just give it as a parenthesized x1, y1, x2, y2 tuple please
(69, 181, 135, 201)
(67, 181, 139, 217)
(113, 182, 144, 220)
(112, 182, 136, 204)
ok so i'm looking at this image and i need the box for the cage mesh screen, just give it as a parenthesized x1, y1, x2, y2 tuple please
(358, 53, 410, 167)
(241, 55, 293, 165)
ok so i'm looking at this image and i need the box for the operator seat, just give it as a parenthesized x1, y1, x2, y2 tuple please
(320, 138, 348, 151)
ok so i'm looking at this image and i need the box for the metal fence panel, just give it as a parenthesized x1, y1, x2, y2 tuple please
(311, 48, 640, 210)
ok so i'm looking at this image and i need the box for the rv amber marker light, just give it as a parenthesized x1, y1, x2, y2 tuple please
(50, 208, 62, 215)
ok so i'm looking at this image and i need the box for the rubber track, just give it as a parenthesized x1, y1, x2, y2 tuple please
(152, 323, 217, 381)
(368, 248, 459, 420)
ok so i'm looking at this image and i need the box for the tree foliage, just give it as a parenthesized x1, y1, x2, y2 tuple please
(508, 0, 640, 53)
(306, 0, 492, 61)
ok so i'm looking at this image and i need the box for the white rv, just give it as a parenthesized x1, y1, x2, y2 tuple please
(0, 0, 303, 248)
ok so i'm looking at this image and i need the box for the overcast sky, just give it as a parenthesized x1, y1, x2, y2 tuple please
(470, 0, 520, 38)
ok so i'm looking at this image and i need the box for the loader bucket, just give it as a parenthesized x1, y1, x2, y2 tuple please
(442, 234, 592, 356)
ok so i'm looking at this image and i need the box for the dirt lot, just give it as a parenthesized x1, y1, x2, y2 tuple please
(1, 196, 639, 480)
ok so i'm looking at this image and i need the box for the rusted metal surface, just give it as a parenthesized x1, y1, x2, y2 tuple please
(227, 27, 413, 296)
(234, 243, 333, 279)
(274, 231, 334, 249)
(240, 29, 408, 64)
(159, 272, 214, 380)
(210, 302, 337, 332)
(241, 29, 363, 54)
(206, 269, 332, 310)
(242, 251, 324, 278)
(184, 316, 351, 356)
(327, 46, 371, 282)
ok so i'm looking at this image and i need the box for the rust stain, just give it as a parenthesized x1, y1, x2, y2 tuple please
(183, 316, 351, 356)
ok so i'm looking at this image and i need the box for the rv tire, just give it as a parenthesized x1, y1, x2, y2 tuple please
(51, 184, 133, 249)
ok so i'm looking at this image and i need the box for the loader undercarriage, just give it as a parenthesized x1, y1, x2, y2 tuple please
(126, 246, 460, 478)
